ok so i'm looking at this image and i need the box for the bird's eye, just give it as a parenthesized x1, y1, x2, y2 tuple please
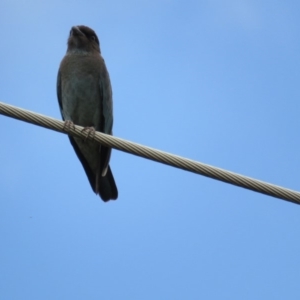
(91, 35, 96, 41)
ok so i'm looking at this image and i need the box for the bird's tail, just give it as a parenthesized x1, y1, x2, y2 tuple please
(96, 166, 118, 201)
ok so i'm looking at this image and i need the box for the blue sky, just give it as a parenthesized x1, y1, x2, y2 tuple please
(1, 0, 300, 299)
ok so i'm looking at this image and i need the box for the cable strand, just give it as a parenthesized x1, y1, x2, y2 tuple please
(1, 101, 299, 205)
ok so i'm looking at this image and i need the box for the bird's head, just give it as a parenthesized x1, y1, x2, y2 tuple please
(67, 25, 101, 54)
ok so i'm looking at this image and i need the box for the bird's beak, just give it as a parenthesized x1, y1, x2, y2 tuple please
(71, 26, 84, 37)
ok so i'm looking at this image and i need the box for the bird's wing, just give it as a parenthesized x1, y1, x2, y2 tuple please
(56, 70, 65, 120)
(57, 67, 100, 195)
(100, 66, 113, 134)
(98, 65, 113, 176)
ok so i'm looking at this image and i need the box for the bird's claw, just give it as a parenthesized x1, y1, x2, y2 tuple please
(63, 120, 75, 132)
(82, 126, 96, 142)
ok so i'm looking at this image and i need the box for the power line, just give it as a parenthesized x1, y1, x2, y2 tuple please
(1, 101, 299, 205)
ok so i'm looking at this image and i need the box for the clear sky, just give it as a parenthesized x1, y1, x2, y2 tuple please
(1, 0, 300, 299)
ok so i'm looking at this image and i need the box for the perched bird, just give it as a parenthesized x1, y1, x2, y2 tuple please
(57, 25, 118, 201)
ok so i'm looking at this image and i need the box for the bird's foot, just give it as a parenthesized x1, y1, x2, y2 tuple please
(63, 120, 75, 132)
(82, 126, 96, 142)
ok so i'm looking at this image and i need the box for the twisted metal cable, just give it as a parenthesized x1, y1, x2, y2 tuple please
(1, 101, 300, 205)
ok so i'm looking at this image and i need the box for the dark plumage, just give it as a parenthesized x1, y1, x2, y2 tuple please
(57, 25, 118, 201)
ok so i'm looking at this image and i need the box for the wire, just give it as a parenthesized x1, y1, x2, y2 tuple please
(1, 101, 299, 205)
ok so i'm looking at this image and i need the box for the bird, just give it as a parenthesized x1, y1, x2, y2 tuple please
(56, 25, 118, 201)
